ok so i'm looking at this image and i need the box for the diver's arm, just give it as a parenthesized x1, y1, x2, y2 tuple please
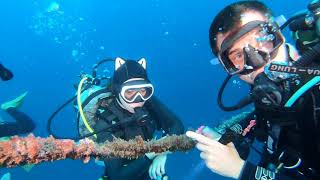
(104, 156, 152, 180)
(95, 122, 153, 179)
(198, 111, 256, 162)
(145, 97, 184, 135)
(238, 110, 295, 179)
(0, 108, 35, 137)
(94, 117, 153, 179)
(94, 119, 114, 143)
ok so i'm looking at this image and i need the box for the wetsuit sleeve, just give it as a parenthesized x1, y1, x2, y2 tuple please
(94, 118, 114, 143)
(239, 161, 294, 180)
(104, 156, 152, 180)
(145, 97, 184, 135)
(0, 108, 35, 137)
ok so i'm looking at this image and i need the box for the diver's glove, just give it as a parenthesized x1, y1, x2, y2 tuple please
(145, 136, 165, 160)
(145, 152, 157, 160)
(148, 153, 168, 180)
(0, 172, 11, 180)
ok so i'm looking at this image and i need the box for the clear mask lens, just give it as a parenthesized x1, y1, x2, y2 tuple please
(219, 21, 283, 75)
(120, 83, 154, 103)
(124, 87, 153, 101)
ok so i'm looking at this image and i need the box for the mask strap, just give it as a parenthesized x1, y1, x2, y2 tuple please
(220, 20, 266, 53)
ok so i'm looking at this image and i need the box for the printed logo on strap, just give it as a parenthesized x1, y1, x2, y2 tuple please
(255, 166, 275, 180)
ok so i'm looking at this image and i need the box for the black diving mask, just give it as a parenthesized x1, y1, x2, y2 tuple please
(218, 20, 284, 75)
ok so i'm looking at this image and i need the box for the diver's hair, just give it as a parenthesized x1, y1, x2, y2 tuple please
(209, 0, 273, 56)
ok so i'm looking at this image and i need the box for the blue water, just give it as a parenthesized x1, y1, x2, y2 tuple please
(0, 0, 307, 179)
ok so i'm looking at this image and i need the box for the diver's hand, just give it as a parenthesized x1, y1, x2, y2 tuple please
(197, 126, 222, 140)
(146, 152, 157, 160)
(146, 136, 169, 160)
(186, 131, 245, 179)
(148, 153, 167, 180)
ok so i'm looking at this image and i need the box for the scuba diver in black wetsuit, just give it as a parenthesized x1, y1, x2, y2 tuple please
(72, 57, 184, 180)
(0, 63, 35, 137)
(0, 92, 35, 137)
(186, 1, 320, 180)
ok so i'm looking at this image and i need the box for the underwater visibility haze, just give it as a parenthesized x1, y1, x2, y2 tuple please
(0, 0, 308, 179)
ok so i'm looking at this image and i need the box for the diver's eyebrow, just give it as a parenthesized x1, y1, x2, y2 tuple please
(228, 48, 241, 56)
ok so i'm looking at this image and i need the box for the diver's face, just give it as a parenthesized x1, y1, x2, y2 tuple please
(121, 89, 146, 110)
(118, 93, 145, 113)
(128, 102, 145, 109)
(125, 89, 146, 109)
(227, 28, 275, 71)
(216, 11, 288, 84)
(124, 88, 147, 100)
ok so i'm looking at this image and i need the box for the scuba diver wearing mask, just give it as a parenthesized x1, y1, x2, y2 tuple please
(47, 57, 184, 180)
(0, 63, 36, 173)
(86, 57, 184, 180)
(186, 1, 320, 180)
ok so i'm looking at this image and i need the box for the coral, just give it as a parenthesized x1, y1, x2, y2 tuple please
(0, 134, 195, 168)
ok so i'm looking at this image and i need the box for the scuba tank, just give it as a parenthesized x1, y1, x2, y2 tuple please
(47, 59, 114, 140)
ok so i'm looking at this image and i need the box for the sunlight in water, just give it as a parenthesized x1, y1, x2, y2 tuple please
(47, 2, 60, 13)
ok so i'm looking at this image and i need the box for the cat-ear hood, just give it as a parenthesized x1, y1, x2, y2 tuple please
(112, 57, 150, 93)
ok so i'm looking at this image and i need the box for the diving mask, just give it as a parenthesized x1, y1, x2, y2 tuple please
(219, 20, 284, 75)
(120, 80, 154, 103)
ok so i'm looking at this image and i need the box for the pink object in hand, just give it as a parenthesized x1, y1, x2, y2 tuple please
(196, 125, 205, 134)
(242, 120, 256, 136)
